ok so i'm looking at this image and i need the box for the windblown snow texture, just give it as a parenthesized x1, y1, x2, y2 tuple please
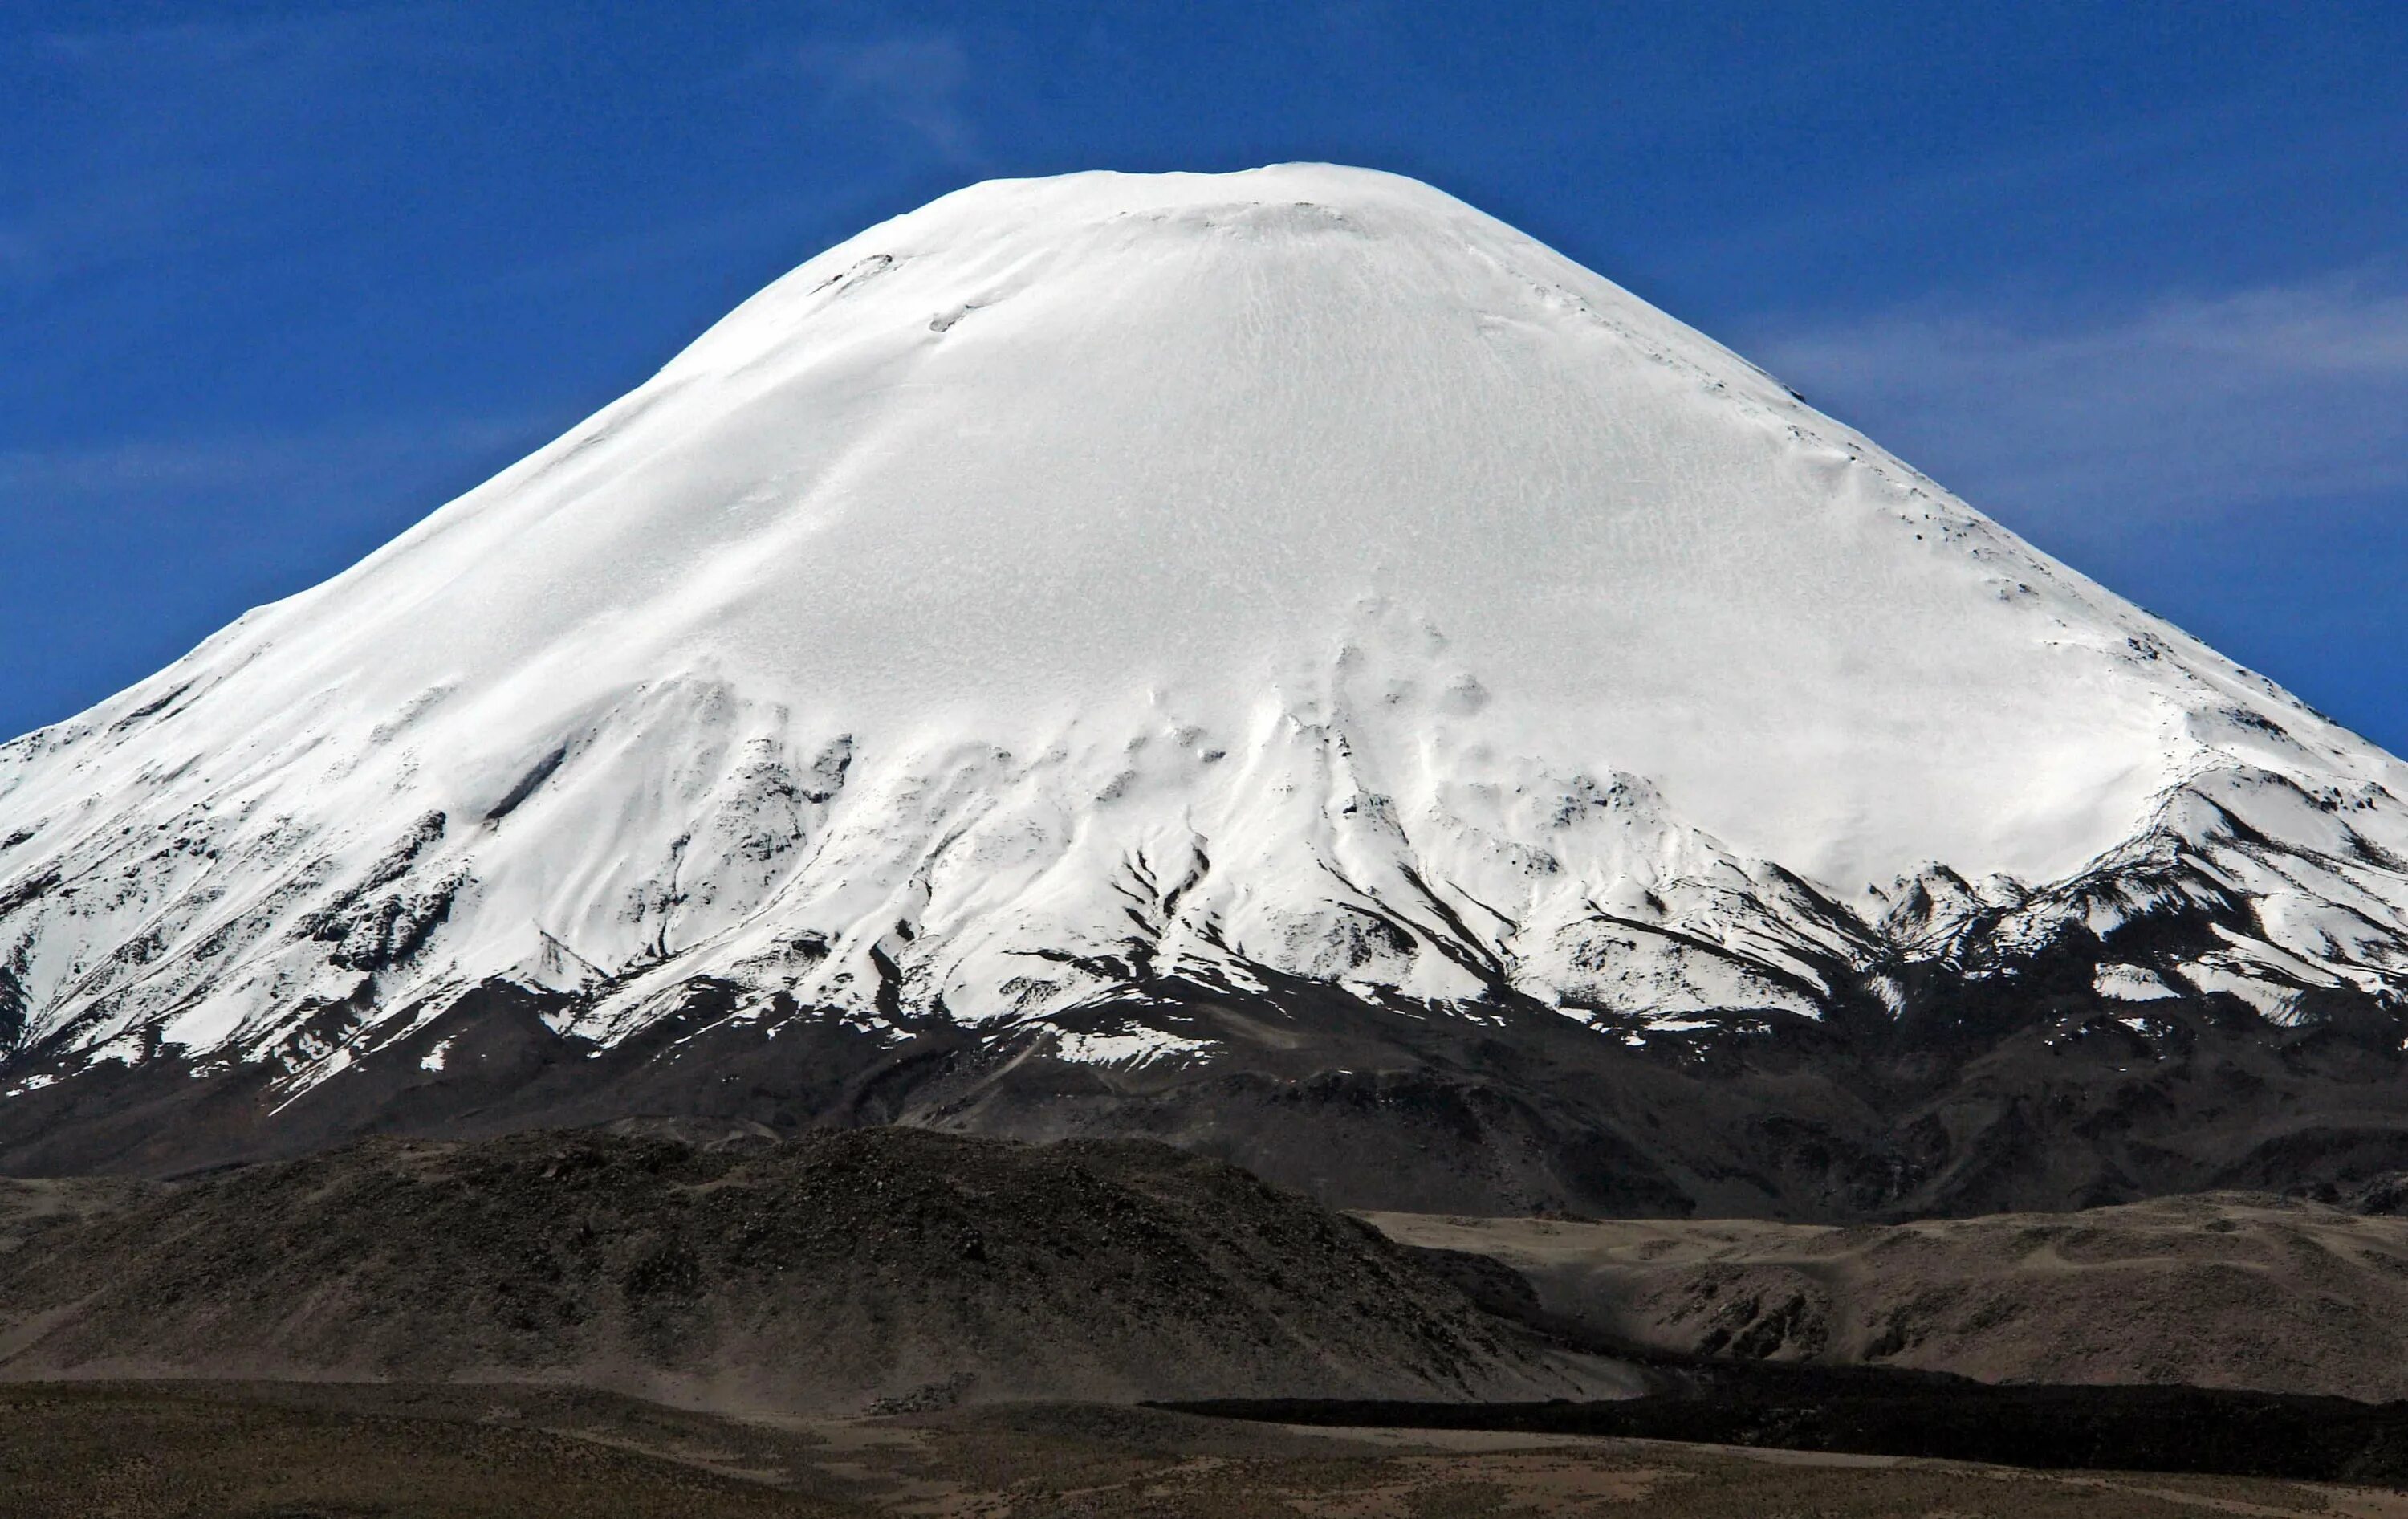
(2, 166, 2405, 1199)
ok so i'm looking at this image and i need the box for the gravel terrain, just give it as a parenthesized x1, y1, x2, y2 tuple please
(6, 1381, 2407, 1518)
(0, 1126, 1621, 1413)
(1370, 1191, 2408, 1399)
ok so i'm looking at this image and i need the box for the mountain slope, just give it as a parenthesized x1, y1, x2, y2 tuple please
(2, 165, 2404, 1206)
(1369, 1191, 2408, 1400)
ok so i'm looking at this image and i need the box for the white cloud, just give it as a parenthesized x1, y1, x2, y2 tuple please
(796, 33, 978, 161)
(2135, 282, 2408, 374)
(3, 11, 471, 293)
(0, 230, 40, 286)
(36, 16, 360, 69)
(1754, 272, 2408, 538)
(0, 420, 532, 506)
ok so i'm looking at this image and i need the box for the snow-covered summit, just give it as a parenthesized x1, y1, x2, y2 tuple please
(3, 164, 2406, 1102)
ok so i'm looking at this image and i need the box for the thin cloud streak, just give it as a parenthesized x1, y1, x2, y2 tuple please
(0, 419, 533, 503)
(3, 9, 460, 294)
(795, 33, 980, 163)
(1756, 272, 2408, 539)
(0, 413, 541, 743)
(34, 15, 368, 68)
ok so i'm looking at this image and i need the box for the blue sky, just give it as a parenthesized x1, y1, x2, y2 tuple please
(3, 2, 2404, 750)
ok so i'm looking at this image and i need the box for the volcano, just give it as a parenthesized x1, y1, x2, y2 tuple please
(4, 165, 2405, 1212)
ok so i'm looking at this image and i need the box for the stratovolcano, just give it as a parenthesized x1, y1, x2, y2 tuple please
(2, 165, 2404, 1212)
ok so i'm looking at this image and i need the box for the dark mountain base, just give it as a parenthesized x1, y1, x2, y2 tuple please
(3, 966, 2406, 1222)
(1166, 1368, 2408, 1486)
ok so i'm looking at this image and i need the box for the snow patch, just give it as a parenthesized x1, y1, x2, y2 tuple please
(1050, 1028, 1218, 1068)
(2093, 963, 2182, 1002)
(2175, 959, 2307, 1023)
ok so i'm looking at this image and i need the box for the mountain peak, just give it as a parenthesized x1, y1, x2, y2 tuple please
(2, 170, 2405, 1208)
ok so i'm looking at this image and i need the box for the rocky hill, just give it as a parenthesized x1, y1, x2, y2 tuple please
(0, 1126, 1621, 1413)
(1370, 1191, 2408, 1399)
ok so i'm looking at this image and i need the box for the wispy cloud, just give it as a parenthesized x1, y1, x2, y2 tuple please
(2138, 282, 2408, 374)
(2, 10, 435, 292)
(0, 413, 543, 741)
(34, 14, 372, 69)
(0, 230, 39, 286)
(1755, 271, 2408, 542)
(795, 33, 979, 162)
(0, 417, 534, 507)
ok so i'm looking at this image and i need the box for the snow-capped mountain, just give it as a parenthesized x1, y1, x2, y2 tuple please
(3, 165, 2405, 1211)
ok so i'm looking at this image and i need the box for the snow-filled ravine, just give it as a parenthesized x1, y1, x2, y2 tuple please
(4, 164, 2406, 1102)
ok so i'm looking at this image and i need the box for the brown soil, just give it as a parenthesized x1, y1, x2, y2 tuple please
(4, 1379, 2406, 1518)
(0, 1126, 1621, 1415)
(1366, 1192, 2408, 1399)
(0, 1381, 857, 1518)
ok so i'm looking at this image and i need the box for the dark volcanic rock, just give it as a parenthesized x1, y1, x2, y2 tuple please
(0, 1126, 1615, 1414)
(2294, 1169, 2408, 1216)
(4, 965, 2407, 1224)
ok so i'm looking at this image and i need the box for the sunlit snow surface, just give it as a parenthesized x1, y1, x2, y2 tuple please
(2094, 963, 2183, 1002)
(3, 165, 2407, 1096)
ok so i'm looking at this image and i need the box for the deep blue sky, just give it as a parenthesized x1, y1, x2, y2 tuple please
(4, 3, 2404, 750)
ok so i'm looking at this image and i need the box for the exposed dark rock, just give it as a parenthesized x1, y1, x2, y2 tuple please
(0, 1126, 1613, 1414)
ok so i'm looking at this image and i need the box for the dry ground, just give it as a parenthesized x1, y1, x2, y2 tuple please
(1367, 1193, 2408, 1400)
(0, 1128, 1620, 1415)
(3, 1381, 2407, 1519)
